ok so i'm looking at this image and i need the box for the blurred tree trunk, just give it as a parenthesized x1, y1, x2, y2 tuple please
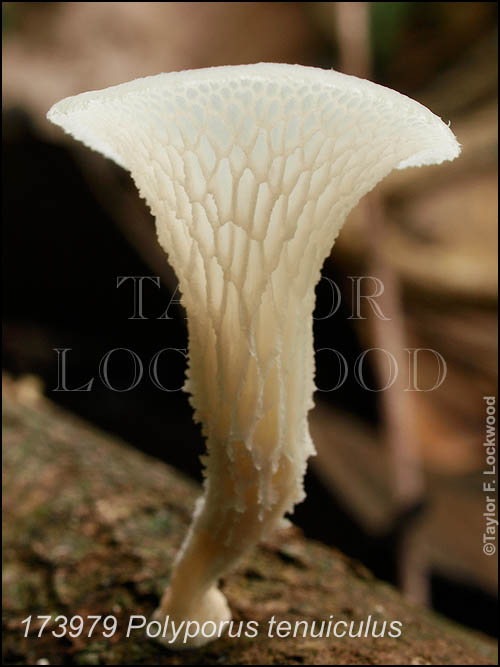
(3, 374, 496, 666)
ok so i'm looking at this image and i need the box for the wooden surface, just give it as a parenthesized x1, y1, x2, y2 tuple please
(3, 374, 497, 665)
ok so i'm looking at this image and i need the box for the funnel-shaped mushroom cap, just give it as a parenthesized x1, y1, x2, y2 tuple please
(48, 64, 459, 341)
(48, 64, 460, 208)
(48, 64, 459, 301)
(47, 61, 460, 511)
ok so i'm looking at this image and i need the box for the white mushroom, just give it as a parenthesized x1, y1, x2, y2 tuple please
(47, 63, 460, 648)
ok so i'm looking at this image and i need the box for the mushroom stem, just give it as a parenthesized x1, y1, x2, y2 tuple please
(152, 268, 318, 645)
(157, 445, 298, 635)
(47, 63, 460, 649)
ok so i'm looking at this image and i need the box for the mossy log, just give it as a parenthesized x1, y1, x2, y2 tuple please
(3, 375, 496, 665)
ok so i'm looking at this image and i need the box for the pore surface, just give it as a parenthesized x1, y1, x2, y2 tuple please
(48, 62, 460, 524)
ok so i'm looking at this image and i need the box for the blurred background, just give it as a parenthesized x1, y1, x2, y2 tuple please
(3, 1, 498, 637)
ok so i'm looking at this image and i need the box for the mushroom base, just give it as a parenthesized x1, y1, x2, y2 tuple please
(152, 586, 232, 649)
